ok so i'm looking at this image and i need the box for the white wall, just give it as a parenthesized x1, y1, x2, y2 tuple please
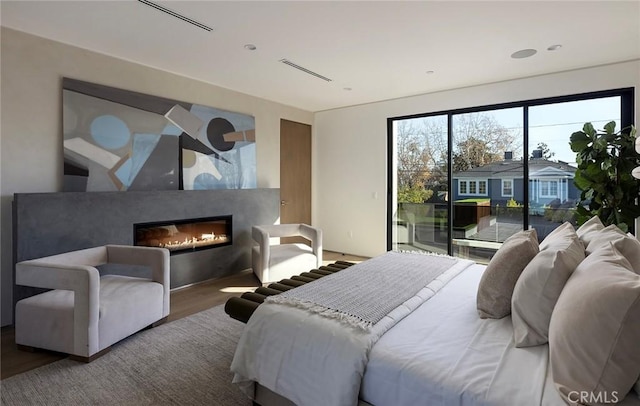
(0, 27, 313, 326)
(314, 61, 640, 258)
(2, 27, 639, 327)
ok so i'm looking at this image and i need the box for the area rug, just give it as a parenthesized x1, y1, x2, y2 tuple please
(1, 306, 251, 406)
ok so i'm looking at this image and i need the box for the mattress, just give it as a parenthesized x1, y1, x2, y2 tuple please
(361, 264, 640, 406)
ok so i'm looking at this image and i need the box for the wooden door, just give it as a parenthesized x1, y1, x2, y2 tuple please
(280, 119, 311, 242)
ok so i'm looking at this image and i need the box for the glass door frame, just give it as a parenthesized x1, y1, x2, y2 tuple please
(387, 87, 635, 254)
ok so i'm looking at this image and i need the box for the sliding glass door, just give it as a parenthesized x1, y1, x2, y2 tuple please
(528, 96, 623, 240)
(390, 115, 449, 254)
(388, 88, 633, 262)
(451, 108, 523, 263)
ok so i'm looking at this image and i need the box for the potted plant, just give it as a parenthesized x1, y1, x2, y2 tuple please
(569, 121, 640, 233)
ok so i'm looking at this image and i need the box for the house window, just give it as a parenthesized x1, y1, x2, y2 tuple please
(502, 179, 513, 197)
(478, 181, 487, 195)
(459, 180, 468, 194)
(458, 180, 487, 196)
(540, 180, 558, 198)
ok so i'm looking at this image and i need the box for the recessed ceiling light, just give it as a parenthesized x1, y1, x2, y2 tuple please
(547, 44, 562, 51)
(511, 49, 537, 59)
(426, 70, 435, 75)
(244, 44, 257, 51)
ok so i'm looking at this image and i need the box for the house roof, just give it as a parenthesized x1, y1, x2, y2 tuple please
(454, 159, 576, 179)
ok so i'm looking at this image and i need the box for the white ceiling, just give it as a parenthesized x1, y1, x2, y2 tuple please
(2, 1, 639, 112)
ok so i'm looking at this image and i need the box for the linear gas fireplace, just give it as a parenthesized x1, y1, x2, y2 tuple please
(134, 215, 232, 254)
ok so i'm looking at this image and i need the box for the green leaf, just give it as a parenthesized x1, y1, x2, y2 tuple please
(604, 132, 616, 143)
(570, 131, 591, 152)
(573, 175, 592, 191)
(593, 136, 608, 152)
(584, 189, 594, 200)
(576, 205, 589, 216)
(603, 121, 617, 134)
(613, 187, 624, 201)
(583, 122, 596, 136)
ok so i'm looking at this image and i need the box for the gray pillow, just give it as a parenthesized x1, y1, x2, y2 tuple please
(549, 243, 640, 404)
(576, 216, 604, 246)
(511, 228, 584, 347)
(477, 229, 539, 319)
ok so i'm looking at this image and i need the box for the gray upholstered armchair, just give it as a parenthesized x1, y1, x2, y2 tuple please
(14, 244, 169, 362)
(252, 224, 322, 284)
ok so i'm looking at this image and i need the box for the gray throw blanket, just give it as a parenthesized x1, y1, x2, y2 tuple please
(265, 251, 458, 330)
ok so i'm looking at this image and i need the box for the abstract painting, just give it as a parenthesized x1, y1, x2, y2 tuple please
(62, 78, 256, 192)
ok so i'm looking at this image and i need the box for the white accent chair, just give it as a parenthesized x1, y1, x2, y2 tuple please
(252, 224, 322, 284)
(15, 245, 170, 362)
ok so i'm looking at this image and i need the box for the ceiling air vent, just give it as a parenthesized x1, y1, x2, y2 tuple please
(138, 0, 213, 32)
(279, 59, 332, 82)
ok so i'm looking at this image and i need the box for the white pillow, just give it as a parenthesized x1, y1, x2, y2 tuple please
(549, 243, 640, 404)
(512, 229, 584, 347)
(539, 222, 577, 251)
(576, 216, 604, 246)
(588, 225, 640, 271)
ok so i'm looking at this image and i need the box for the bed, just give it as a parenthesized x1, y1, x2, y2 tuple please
(230, 218, 640, 406)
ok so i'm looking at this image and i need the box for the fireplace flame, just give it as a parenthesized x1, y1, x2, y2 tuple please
(160, 234, 228, 250)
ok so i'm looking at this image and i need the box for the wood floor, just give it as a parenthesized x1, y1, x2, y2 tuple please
(0, 251, 367, 380)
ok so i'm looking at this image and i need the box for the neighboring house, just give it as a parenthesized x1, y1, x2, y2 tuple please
(452, 153, 578, 208)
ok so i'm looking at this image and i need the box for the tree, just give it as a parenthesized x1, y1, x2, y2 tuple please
(452, 137, 502, 172)
(396, 121, 432, 189)
(531, 142, 555, 160)
(451, 113, 521, 172)
(397, 185, 434, 203)
(396, 112, 520, 201)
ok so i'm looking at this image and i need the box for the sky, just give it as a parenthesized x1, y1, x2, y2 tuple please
(487, 96, 621, 166)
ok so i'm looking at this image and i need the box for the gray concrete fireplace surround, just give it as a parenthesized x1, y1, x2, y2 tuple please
(13, 188, 280, 307)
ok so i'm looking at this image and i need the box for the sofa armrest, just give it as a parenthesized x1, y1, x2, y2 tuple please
(300, 224, 323, 266)
(252, 226, 271, 277)
(15, 262, 100, 357)
(106, 245, 170, 316)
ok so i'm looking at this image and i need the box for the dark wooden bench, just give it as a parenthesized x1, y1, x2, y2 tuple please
(224, 261, 355, 323)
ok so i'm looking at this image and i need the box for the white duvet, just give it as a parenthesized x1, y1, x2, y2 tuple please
(231, 257, 473, 406)
(231, 262, 640, 406)
(362, 264, 640, 406)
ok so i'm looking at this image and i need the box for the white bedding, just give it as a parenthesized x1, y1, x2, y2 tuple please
(232, 257, 640, 406)
(361, 264, 640, 406)
(231, 256, 473, 406)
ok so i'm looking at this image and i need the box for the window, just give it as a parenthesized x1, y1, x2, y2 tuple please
(459, 180, 467, 194)
(540, 180, 558, 198)
(458, 180, 487, 196)
(389, 87, 633, 261)
(478, 180, 487, 195)
(502, 179, 513, 197)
